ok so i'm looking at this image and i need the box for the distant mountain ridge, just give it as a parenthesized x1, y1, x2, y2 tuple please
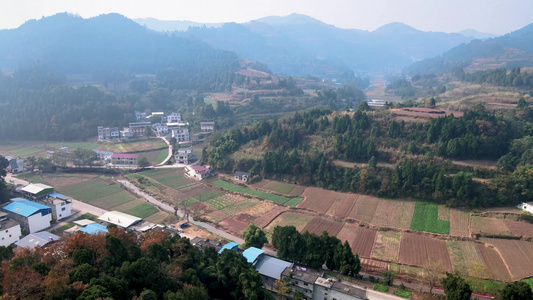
(405, 22, 533, 74)
(152, 13, 478, 77)
(134, 17, 223, 32)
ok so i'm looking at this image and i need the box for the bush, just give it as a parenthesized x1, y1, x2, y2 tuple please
(373, 283, 389, 293)
(394, 289, 412, 298)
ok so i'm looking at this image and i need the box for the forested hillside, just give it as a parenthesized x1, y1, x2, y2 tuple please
(205, 101, 533, 208)
(0, 228, 268, 300)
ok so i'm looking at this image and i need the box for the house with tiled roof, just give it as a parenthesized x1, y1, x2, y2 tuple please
(184, 165, 215, 180)
(2, 198, 52, 233)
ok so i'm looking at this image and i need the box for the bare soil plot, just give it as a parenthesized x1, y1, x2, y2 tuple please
(206, 210, 229, 223)
(503, 219, 533, 238)
(219, 218, 251, 235)
(482, 238, 533, 280)
(162, 187, 189, 203)
(235, 213, 256, 223)
(351, 227, 377, 258)
(471, 216, 513, 236)
(399, 233, 452, 272)
(349, 195, 380, 223)
(327, 194, 359, 219)
(240, 201, 277, 219)
(371, 230, 401, 262)
(288, 185, 306, 196)
(254, 206, 288, 228)
(188, 202, 207, 212)
(450, 210, 471, 237)
(361, 258, 389, 273)
(446, 241, 486, 278)
(476, 243, 512, 281)
(221, 198, 258, 217)
(301, 217, 344, 236)
(438, 205, 450, 221)
(264, 211, 313, 233)
(43, 173, 97, 189)
(372, 200, 415, 229)
(336, 223, 360, 244)
(297, 187, 338, 213)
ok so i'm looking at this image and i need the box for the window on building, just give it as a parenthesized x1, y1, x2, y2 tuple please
(303, 283, 308, 286)
(62, 207, 66, 211)
(9, 235, 11, 238)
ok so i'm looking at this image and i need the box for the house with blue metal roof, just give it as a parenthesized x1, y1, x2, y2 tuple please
(242, 247, 265, 264)
(218, 241, 239, 254)
(2, 199, 52, 233)
(79, 223, 108, 234)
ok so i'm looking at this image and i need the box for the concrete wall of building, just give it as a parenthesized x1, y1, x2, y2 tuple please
(0, 225, 22, 247)
(28, 213, 52, 233)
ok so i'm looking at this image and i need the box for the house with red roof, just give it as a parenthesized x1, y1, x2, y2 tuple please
(111, 153, 140, 167)
(184, 165, 215, 180)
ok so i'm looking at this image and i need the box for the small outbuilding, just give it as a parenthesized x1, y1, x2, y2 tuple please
(218, 241, 239, 254)
(234, 171, 252, 182)
(98, 211, 142, 229)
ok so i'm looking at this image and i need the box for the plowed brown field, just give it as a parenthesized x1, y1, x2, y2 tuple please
(349, 195, 380, 223)
(219, 218, 249, 235)
(253, 206, 288, 228)
(298, 187, 338, 213)
(399, 233, 452, 272)
(471, 216, 513, 236)
(476, 243, 511, 281)
(482, 238, 533, 280)
(503, 219, 533, 238)
(301, 217, 344, 236)
(449, 210, 471, 237)
(361, 258, 389, 273)
(327, 194, 359, 218)
(372, 200, 415, 229)
(351, 227, 377, 258)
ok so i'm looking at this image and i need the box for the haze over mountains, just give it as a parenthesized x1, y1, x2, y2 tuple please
(1, 12, 532, 84)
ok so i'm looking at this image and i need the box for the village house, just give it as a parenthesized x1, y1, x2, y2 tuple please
(184, 165, 215, 180)
(200, 121, 215, 132)
(98, 211, 142, 230)
(15, 231, 59, 249)
(2, 198, 52, 233)
(93, 150, 114, 162)
(135, 111, 147, 121)
(234, 171, 252, 183)
(111, 153, 140, 167)
(0, 212, 22, 247)
(43, 192, 73, 220)
(129, 121, 151, 137)
(174, 147, 197, 164)
(154, 124, 169, 136)
(20, 183, 54, 200)
(4, 156, 24, 173)
(171, 126, 190, 142)
(97, 126, 120, 141)
(162, 112, 182, 124)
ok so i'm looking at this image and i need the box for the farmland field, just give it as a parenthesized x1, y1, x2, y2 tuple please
(350, 227, 377, 258)
(219, 218, 249, 235)
(503, 219, 533, 237)
(446, 241, 487, 278)
(399, 233, 452, 272)
(301, 217, 344, 236)
(410, 202, 450, 234)
(137, 168, 179, 177)
(254, 206, 289, 228)
(372, 200, 415, 229)
(476, 243, 512, 281)
(349, 195, 380, 223)
(482, 238, 533, 280)
(450, 209, 471, 237)
(211, 180, 302, 205)
(124, 203, 159, 218)
(264, 211, 313, 233)
(298, 187, 339, 213)
(57, 178, 123, 202)
(327, 194, 359, 219)
(89, 192, 135, 210)
(471, 216, 512, 236)
(262, 181, 297, 194)
(371, 230, 401, 262)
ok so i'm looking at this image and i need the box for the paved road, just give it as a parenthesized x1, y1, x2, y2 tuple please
(156, 136, 173, 166)
(367, 290, 405, 300)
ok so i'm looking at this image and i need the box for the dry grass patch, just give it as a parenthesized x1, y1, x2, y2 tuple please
(43, 173, 97, 189)
(371, 230, 401, 262)
(254, 206, 288, 228)
(447, 241, 487, 278)
(471, 216, 513, 236)
(372, 200, 414, 229)
(349, 195, 380, 223)
(438, 205, 450, 221)
(288, 185, 306, 196)
(450, 209, 471, 237)
(206, 210, 229, 223)
(239, 201, 276, 218)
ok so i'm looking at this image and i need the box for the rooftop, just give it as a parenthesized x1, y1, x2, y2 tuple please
(3, 199, 52, 217)
(79, 223, 108, 234)
(218, 241, 239, 254)
(21, 183, 54, 195)
(111, 153, 140, 159)
(255, 256, 293, 280)
(15, 231, 59, 249)
(242, 247, 265, 264)
(98, 211, 142, 228)
(235, 171, 251, 177)
(283, 266, 320, 284)
(48, 192, 71, 200)
(332, 281, 367, 299)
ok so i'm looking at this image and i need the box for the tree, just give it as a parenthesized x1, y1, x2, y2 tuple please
(242, 223, 268, 249)
(500, 281, 533, 300)
(26, 156, 38, 173)
(73, 148, 97, 168)
(144, 125, 154, 137)
(424, 261, 444, 293)
(0, 155, 9, 203)
(137, 156, 150, 169)
(382, 270, 395, 286)
(441, 273, 472, 300)
(368, 156, 377, 168)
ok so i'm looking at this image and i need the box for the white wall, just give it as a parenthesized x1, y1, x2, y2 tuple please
(53, 202, 73, 220)
(522, 203, 533, 214)
(28, 213, 52, 233)
(0, 225, 22, 247)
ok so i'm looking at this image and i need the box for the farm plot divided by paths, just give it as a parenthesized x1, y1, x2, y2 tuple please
(482, 238, 533, 280)
(211, 180, 303, 206)
(446, 241, 486, 278)
(449, 209, 471, 237)
(471, 216, 513, 236)
(372, 200, 415, 229)
(476, 243, 512, 281)
(326, 194, 359, 218)
(503, 219, 533, 237)
(264, 211, 313, 233)
(410, 202, 450, 234)
(399, 233, 452, 272)
(336, 223, 377, 258)
(298, 187, 339, 213)
(254, 206, 289, 228)
(301, 217, 344, 236)
(348, 195, 380, 223)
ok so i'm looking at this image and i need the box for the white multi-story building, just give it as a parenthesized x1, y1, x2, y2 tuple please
(174, 148, 197, 164)
(5, 156, 24, 173)
(155, 125, 169, 136)
(97, 126, 120, 141)
(129, 122, 151, 137)
(43, 192, 73, 221)
(200, 121, 215, 132)
(172, 127, 190, 142)
(162, 112, 182, 124)
(0, 212, 22, 247)
(135, 111, 147, 121)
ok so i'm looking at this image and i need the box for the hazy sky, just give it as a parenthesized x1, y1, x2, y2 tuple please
(1, 0, 532, 34)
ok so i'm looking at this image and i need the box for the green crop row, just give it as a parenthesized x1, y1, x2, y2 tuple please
(211, 180, 302, 206)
